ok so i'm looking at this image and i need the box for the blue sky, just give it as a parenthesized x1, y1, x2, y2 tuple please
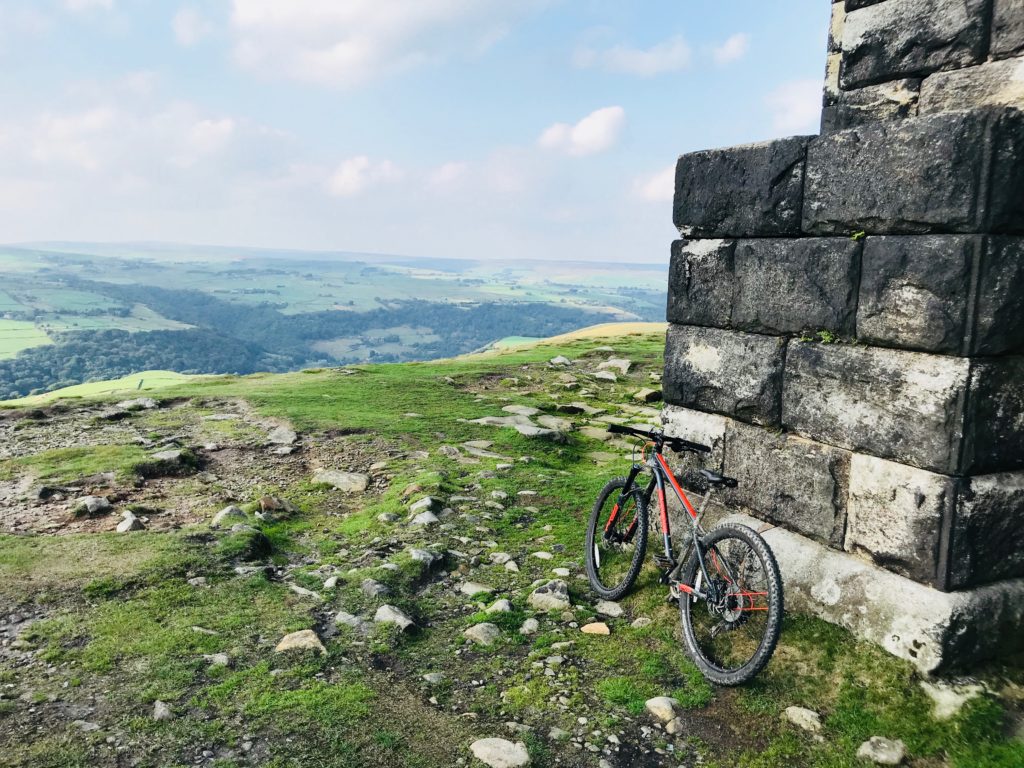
(0, 1, 829, 263)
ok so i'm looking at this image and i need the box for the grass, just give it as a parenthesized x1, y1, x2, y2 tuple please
(0, 328, 1022, 767)
(0, 319, 52, 359)
(0, 443, 153, 484)
(2, 370, 203, 406)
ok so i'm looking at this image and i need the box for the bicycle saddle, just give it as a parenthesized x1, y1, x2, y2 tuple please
(699, 469, 738, 488)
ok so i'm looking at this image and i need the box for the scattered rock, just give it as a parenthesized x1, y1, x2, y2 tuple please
(72, 720, 101, 732)
(665, 717, 684, 735)
(203, 653, 230, 668)
(323, 575, 339, 589)
(409, 548, 443, 567)
(514, 424, 562, 440)
(410, 496, 444, 514)
(486, 599, 512, 614)
(312, 469, 370, 493)
(374, 604, 415, 631)
(274, 629, 326, 655)
(784, 706, 823, 734)
(504, 560, 520, 573)
(531, 551, 553, 561)
(519, 618, 540, 635)
(548, 726, 570, 740)
(549, 356, 572, 366)
(464, 623, 502, 646)
(116, 397, 158, 411)
(411, 511, 440, 526)
(645, 696, 679, 723)
(116, 511, 146, 533)
(856, 737, 906, 765)
(502, 405, 540, 416)
(595, 600, 623, 618)
(581, 622, 610, 635)
(288, 584, 323, 601)
(267, 425, 297, 445)
(423, 672, 446, 685)
(460, 582, 495, 597)
(470, 738, 530, 768)
(335, 611, 371, 635)
(599, 358, 632, 375)
(361, 579, 391, 598)
(528, 580, 571, 612)
(152, 700, 174, 721)
(377, 512, 400, 523)
(633, 388, 662, 403)
(210, 505, 247, 528)
(594, 371, 617, 382)
(74, 495, 112, 517)
(631, 617, 652, 629)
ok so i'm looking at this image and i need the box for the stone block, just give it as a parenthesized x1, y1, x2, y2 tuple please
(820, 78, 920, 132)
(673, 137, 810, 238)
(919, 58, 1024, 115)
(846, 453, 955, 585)
(724, 511, 1024, 673)
(663, 325, 786, 426)
(845, 0, 888, 8)
(724, 420, 849, 546)
(840, 0, 990, 89)
(661, 405, 726, 473)
(950, 473, 1024, 588)
(782, 341, 970, 474)
(856, 235, 978, 354)
(974, 236, 1024, 355)
(666, 239, 735, 327)
(732, 238, 860, 335)
(828, 1, 846, 53)
(803, 109, 1024, 235)
(963, 357, 1024, 474)
(992, 0, 1024, 59)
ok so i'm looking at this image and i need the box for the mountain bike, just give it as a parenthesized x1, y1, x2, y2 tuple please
(584, 423, 783, 685)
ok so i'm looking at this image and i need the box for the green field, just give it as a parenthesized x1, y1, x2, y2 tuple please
(0, 320, 52, 359)
(1, 369, 202, 406)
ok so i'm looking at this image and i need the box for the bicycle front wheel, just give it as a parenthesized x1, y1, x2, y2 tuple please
(679, 523, 783, 686)
(584, 477, 648, 601)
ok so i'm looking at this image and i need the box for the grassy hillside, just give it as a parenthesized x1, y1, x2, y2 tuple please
(0, 326, 1021, 768)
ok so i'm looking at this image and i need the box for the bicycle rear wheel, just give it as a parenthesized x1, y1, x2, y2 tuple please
(585, 477, 648, 601)
(679, 524, 783, 686)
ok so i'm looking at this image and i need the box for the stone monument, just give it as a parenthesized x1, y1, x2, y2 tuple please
(662, 0, 1024, 672)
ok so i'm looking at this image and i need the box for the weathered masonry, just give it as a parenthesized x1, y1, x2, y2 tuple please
(662, 0, 1024, 673)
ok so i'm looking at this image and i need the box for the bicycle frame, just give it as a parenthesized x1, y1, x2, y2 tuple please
(606, 443, 723, 604)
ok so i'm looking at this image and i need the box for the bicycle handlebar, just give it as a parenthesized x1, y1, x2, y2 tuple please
(606, 423, 711, 454)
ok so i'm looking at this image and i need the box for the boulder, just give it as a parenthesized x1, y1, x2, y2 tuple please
(840, 0, 989, 88)
(116, 511, 146, 533)
(803, 109, 1024, 235)
(274, 629, 326, 655)
(527, 580, 571, 612)
(312, 470, 369, 493)
(673, 136, 811, 238)
(663, 325, 786, 427)
(469, 738, 530, 768)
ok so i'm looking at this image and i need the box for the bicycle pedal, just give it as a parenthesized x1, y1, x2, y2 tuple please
(652, 555, 672, 569)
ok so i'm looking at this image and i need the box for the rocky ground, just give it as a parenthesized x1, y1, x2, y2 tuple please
(0, 332, 1022, 768)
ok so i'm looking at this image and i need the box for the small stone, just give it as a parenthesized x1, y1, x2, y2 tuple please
(312, 469, 369, 493)
(274, 629, 326, 655)
(531, 551, 553, 561)
(152, 700, 173, 721)
(203, 653, 230, 668)
(784, 706, 822, 734)
(645, 696, 679, 723)
(464, 623, 502, 646)
(486, 599, 513, 614)
(423, 672, 446, 685)
(211, 505, 247, 528)
(631, 617, 652, 629)
(595, 600, 623, 618)
(409, 548, 442, 567)
(665, 717, 684, 735)
(489, 552, 512, 565)
(411, 511, 440, 526)
(594, 371, 617, 382)
(599, 358, 632, 375)
(377, 512, 400, 523)
(856, 737, 906, 766)
(323, 575, 339, 589)
(528, 580, 570, 612)
(633, 388, 662, 403)
(374, 604, 415, 631)
(460, 582, 494, 596)
(550, 356, 572, 366)
(581, 622, 610, 635)
(267, 425, 297, 445)
(72, 720, 101, 732)
(116, 397, 158, 411)
(410, 496, 443, 514)
(551, 568, 570, 577)
(519, 618, 540, 635)
(549, 726, 570, 741)
(116, 511, 145, 533)
(74, 495, 112, 517)
(361, 579, 391, 598)
(469, 737, 530, 767)
(335, 611, 371, 635)
(505, 560, 520, 573)
(289, 584, 323, 601)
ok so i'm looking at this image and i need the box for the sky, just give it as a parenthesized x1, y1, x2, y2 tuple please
(0, 1, 830, 264)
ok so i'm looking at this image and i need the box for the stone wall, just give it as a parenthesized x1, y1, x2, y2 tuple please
(662, 0, 1024, 669)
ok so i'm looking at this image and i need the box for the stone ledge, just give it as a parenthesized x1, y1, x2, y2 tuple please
(722, 512, 1024, 673)
(919, 57, 1024, 115)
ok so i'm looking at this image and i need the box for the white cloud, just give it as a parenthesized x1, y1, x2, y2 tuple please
(428, 161, 468, 188)
(764, 78, 822, 135)
(538, 106, 625, 157)
(173, 7, 214, 46)
(64, 0, 113, 11)
(713, 33, 749, 65)
(573, 36, 690, 76)
(633, 164, 675, 203)
(229, 0, 544, 88)
(327, 156, 402, 197)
